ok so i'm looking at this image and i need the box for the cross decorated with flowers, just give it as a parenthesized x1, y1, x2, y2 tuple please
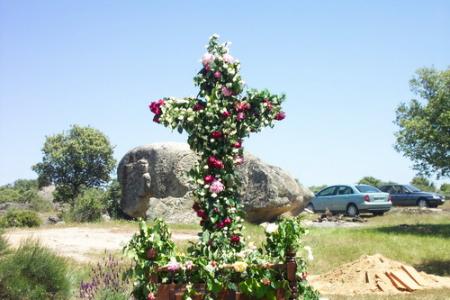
(149, 34, 286, 260)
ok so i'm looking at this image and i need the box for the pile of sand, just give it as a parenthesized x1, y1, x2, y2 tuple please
(309, 254, 450, 295)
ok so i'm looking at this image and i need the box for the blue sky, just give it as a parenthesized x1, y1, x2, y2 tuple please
(0, 1, 449, 187)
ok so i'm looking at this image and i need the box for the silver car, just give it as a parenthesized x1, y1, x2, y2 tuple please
(306, 184, 392, 216)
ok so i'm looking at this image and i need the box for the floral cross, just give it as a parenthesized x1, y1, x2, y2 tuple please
(149, 34, 285, 261)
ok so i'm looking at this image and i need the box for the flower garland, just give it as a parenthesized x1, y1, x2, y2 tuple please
(125, 35, 318, 300)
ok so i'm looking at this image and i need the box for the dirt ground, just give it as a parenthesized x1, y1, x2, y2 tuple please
(2, 226, 197, 262)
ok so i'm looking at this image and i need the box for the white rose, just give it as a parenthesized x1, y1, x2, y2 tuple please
(265, 223, 279, 234)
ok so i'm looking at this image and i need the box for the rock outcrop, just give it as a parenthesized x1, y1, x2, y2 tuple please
(118, 142, 313, 223)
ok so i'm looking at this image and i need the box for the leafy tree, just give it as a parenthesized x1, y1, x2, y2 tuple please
(308, 185, 327, 194)
(394, 67, 450, 178)
(33, 125, 116, 203)
(358, 176, 382, 187)
(410, 176, 436, 192)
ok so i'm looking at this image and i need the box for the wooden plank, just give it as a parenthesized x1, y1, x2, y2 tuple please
(375, 273, 398, 293)
(386, 272, 412, 291)
(401, 265, 426, 286)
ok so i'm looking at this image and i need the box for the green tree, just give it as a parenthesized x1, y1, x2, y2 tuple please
(33, 125, 116, 203)
(410, 176, 436, 192)
(394, 67, 450, 178)
(358, 176, 382, 187)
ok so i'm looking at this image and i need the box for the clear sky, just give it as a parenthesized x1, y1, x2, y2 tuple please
(0, 1, 449, 187)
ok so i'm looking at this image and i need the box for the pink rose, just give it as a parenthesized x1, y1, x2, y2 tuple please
(236, 112, 245, 121)
(185, 261, 194, 271)
(234, 156, 244, 165)
(235, 101, 250, 112)
(209, 180, 225, 193)
(222, 86, 233, 97)
(202, 53, 215, 66)
(275, 111, 286, 120)
(147, 293, 156, 300)
(214, 71, 222, 79)
(263, 99, 273, 111)
(223, 53, 235, 64)
(166, 260, 180, 272)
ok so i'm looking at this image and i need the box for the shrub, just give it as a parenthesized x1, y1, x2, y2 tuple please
(0, 231, 8, 255)
(104, 179, 123, 219)
(29, 196, 53, 212)
(0, 210, 42, 228)
(70, 188, 106, 222)
(0, 240, 71, 300)
(0, 187, 21, 203)
(79, 253, 131, 300)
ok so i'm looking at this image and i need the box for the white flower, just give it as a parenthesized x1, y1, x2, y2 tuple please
(304, 246, 314, 261)
(265, 223, 279, 234)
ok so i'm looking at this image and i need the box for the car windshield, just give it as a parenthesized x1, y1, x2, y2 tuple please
(404, 184, 421, 192)
(356, 185, 381, 193)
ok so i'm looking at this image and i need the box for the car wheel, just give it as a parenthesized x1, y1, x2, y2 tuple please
(346, 204, 359, 217)
(305, 203, 315, 213)
(418, 199, 428, 208)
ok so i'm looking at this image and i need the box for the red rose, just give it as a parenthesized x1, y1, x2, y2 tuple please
(216, 221, 224, 229)
(149, 99, 165, 115)
(193, 102, 205, 111)
(274, 111, 286, 120)
(232, 141, 241, 148)
(192, 202, 201, 211)
(146, 248, 157, 260)
(204, 175, 215, 184)
(211, 131, 223, 139)
(230, 234, 240, 244)
(207, 156, 224, 169)
(196, 209, 207, 219)
(223, 217, 232, 226)
(222, 110, 231, 118)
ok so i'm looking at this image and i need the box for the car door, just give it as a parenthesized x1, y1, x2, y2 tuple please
(315, 186, 337, 211)
(391, 185, 411, 206)
(335, 186, 354, 212)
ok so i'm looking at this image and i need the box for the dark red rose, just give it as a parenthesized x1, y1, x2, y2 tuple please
(149, 99, 165, 115)
(211, 131, 223, 139)
(204, 175, 215, 184)
(196, 209, 207, 219)
(232, 141, 241, 148)
(223, 217, 232, 226)
(230, 234, 240, 244)
(216, 221, 224, 229)
(193, 102, 205, 111)
(207, 156, 224, 169)
(192, 202, 201, 211)
(274, 111, 286, 120)
(222, 110, 231, 118)
(146, 248, 157, 260)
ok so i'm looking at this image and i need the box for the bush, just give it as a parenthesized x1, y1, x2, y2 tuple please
(0, 210, 42, 228)
(79, 253, 131, 300)
(70, 188, 106, 222)
(0, 240, 71, 300)
(0, 231, 8, 255)
(29, 196, 53, 212)
(104, 179, 123, 219)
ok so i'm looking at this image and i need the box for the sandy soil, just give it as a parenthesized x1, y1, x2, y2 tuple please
(2, 226, 197, 262)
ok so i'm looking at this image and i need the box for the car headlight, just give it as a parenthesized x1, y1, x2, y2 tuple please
(432, 195, 441, 199)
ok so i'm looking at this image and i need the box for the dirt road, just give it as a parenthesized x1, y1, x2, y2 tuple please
(3, 226, 197, 262)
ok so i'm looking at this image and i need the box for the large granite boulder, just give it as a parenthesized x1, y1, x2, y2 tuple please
(118, 142, 313, 223)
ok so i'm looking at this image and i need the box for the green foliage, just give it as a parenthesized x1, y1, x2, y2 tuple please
(33, 125, 116, 203)
(0, 231, 8, 255)
(440, 183, 450, 199)
(410, 176, 436, 192)
(358, 176, 382, 187)
(70, 188, 106, 222)
(124, 219, 176, 298)
(104, 179, 123, 219)
(0, 240, 71, 300)
(0, 209, 42, 228)
(0, 179, 42, 204)
(308, 185, 327, 194)
(394, 67, 450, 178)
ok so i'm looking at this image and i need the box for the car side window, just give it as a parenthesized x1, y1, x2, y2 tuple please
(397, 186, 408, 193)
(337, 186, 353, 195)
(318, 187, 336, 196)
